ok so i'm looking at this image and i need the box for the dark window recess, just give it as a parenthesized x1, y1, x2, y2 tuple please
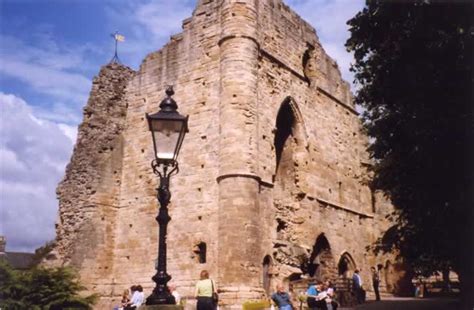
(370, 187, 376, 213)
(274, 101, 295, 171)
(276, 218, 288, 232)
(302, 43, 315, 84)
(308, 233, 331, 277)
(338, 252, 356, 277)
(262, 255, 272, 296)
(194, 242, 207, 264)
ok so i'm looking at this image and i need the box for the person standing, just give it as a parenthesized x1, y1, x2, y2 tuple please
(324, 280, 338, 310)
(306, 282, 319, 309)
(352, 270, 364, 304)
(195, 270, 217, 310)
(371, 266, 381, 301)
(271, 283, 293, 310)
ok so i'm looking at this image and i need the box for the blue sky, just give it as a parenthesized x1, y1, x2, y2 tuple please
(0, 0, 364, 252)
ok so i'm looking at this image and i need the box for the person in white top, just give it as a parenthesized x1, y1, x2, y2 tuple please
(125, 285, 144, 309)
(169, 284, 181, 305)
(322, 280, 338, 310)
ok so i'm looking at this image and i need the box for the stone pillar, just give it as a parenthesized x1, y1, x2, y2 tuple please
(217, 0, 262, 304)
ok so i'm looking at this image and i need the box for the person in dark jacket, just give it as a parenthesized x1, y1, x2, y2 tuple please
(272, 283, 293, 310)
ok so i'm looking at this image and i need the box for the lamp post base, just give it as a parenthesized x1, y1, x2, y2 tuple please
(146, 293, 176, 306)
(140, 305, 183, 310)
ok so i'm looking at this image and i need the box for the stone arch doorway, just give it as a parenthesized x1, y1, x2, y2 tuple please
(262, 255, 273, 296)
(338, 252, 356, 278)
(308, 234, 337, 280)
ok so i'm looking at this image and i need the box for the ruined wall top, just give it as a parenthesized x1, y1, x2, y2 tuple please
(132, 0, 351, 108)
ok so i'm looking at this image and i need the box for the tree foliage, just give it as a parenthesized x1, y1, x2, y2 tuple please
(346, 0, 472, 295)
(0, 260, 97, 309)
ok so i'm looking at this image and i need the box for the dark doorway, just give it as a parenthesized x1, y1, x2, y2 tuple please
(263, 255, 272, 296)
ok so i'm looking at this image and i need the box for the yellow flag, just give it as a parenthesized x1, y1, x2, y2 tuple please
(115, 34, 125, 42)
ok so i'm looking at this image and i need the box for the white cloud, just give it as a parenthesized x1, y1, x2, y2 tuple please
(0, 35, 87, 71)
(133, 1, 195, 41)
(104, 0, 195, 68)
(0, 33, 96, 123)
(58, 123, 78, 144)
(0, 92, 74, 252)
(0, 57, 90, 104)
(32, 101, 84, 125)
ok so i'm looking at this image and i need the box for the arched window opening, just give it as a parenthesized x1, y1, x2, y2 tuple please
(262, 255, 273, 296)
(338, 252, 356, 278)
(307, 234, 334, 279)
(193, 242, 207, 264)
(274, 101, 295, 172)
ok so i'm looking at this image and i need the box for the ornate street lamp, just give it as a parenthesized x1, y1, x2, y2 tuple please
(145, 86, 188, 305)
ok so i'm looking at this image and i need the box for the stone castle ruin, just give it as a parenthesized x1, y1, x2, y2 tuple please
(48, 0, 406, 308)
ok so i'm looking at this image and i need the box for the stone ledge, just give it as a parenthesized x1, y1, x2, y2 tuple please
(316, 197, 374, 218)
(316, 87, 358, 115)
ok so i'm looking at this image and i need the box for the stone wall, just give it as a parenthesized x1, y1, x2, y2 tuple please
(49, 64, 135, 295)
(50, 1, 401, 309)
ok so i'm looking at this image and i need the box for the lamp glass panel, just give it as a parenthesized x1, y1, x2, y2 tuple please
(150, 119, 185, 160)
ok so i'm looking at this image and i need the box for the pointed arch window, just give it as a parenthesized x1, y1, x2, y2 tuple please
(274, 100, 295, 172)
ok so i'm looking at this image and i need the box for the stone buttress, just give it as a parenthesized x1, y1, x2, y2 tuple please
(217, 0, 262, 303)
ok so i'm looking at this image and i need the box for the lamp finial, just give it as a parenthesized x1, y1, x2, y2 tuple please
(166, 85, 174, 97)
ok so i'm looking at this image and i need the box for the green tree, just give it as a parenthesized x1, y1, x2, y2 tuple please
(346, 0, 473, 305)
(0, 261, 97, 309)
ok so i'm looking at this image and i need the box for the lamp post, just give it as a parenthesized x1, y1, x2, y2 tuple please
(145, 86, 188, 305)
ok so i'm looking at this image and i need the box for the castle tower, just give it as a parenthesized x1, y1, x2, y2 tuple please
(49, 1, 402, 308)
(217, 0, 263, 301)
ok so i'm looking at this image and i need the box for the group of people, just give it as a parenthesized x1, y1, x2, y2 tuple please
(113, 285, 144, 310)
(113, 267, 382, 309)
(113, 284, 181, 309)
(306, 280, 338, 310)
(353, 267, 382, 304)
(114, 270, 218, 310)
(271, 267, 382, 310)
(271, 280, 338, 310)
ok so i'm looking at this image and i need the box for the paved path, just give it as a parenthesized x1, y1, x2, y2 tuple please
(339, 297, 460, 310)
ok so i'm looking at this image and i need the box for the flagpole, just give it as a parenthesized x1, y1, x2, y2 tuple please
(114, 35, 118, 59)
(110, 31, 124, 64)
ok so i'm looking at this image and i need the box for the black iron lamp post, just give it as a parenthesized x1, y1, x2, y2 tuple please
(145, 86, 188, 305)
